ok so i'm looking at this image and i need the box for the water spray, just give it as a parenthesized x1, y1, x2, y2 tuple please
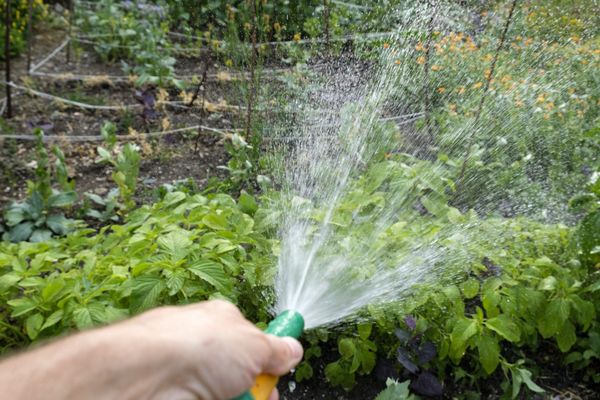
(233, 310, 305, 400)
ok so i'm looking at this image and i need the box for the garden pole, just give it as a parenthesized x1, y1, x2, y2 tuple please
(453, 0, 519, 202)
(5, 0, 12, 118)
(66, 0, 73, 63)
(26, 0, 32, 73)
(245, 0, 258, 141)
(422, 1, 436, 154)
(323, 0, 330, 51)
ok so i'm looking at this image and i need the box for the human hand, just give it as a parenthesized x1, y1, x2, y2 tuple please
(0, 300, 304, 400)
(120, 300, 304, 400)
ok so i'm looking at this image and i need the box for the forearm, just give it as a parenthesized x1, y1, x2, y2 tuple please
(0, 323, 168, 400)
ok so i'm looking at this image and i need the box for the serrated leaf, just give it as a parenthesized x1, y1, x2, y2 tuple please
(188, 259, 231, 293)
(130, 276, 166, 312)
(375, 379, 413, 400)
(157, 230, 192, 261)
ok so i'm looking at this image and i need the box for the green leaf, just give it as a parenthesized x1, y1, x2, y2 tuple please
(157, 230, 192, 260)
(0, 272, 21, 291)
(202, 213, 228, 230)
(324, 360, 356, 390)
(163, 191, 186, 208)
(4, 206, 26, 226)
(41, 310, 64, 331)
(47, 191, 77, 208)
(450, 318, 478, 362)
(130, 276, 166, 312)
(295, 361, 313, 382)
(8, 297, 38, 317)
(188, 259, 231, 293)
(238, 191, 258, 215)
(338, 338, 356, 359)
(538, 298, 570, 338)
(46, 214, 73, 235)
(517, 368, 545, 394)
(9, 222, 34, 242)
(485, 314, 521, 343)
(30, 229, 53, 242)
(73, 307, 94, 329)
(163, 269, 186, 295)
(477, 333, 500, 374)
(460, 279, 480, 299)
(358, 323, 372, 340)
(375, 379, 415, 400)
(25, 313, 44, 340)
(556, 321, 577, 352)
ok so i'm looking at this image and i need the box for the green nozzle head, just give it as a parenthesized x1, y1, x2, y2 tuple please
(265, 310, 304, 339)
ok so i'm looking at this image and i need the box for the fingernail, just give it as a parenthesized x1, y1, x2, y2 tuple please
(283, 337, 303, 363)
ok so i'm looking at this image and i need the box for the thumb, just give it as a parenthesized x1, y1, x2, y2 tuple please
(262, 336, 303, 376)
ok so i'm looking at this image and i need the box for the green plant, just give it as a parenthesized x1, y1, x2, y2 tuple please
(95, 122, 141, 211)
(75, 0, 179, 87)
(83, 189, 120, 223)
(1, 130, 77, 242)
(375, 379, 420, 400)
(0, 0, 47, 59)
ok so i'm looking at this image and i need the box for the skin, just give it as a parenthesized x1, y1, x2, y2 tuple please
(0, 300, 304, 400)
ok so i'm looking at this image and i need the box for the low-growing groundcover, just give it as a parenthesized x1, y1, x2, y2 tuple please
(0, 169, 599, 398)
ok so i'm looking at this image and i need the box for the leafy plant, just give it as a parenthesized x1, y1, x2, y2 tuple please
(1, 130, 77, 242)
(95, 122, 141, 211)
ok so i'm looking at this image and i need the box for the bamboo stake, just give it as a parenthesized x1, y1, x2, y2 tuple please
(323, 0, 330, 51)
(453, 0, 519, 202)
(245, 0, 258, 140)
(66, 0, 73, 63)
(26, 0, 32, 73)
(4, 0, 12, 118)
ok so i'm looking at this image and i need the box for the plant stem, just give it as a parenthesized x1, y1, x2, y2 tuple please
(453, 0, 518, 203)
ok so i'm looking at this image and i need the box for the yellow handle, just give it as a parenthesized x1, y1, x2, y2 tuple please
(249, 374, 279, 400)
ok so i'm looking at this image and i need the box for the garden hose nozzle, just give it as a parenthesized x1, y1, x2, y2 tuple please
(232, 310, 305, 400)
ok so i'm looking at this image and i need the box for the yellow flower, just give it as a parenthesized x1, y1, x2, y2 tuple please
(273, 22, 282, 32)
(383, 42, 390, 49)
(394, 59, 401, 65)
(472, 82, 483, 90)
(293, 33, 301, 42)
(416, 56, 426, 65)
(415, 43, 424, 51)
(484, 69, 492, 79)
(536, 94, 545, 103)
(225, 59, 233, 68)
(431, 65, 441, 71)
(457, 86, 466, 94)
(437, 87, 446, 94)
(515, 100, 523, 107)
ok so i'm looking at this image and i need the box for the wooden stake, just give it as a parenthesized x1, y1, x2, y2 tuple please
(323, 0, 330, 51)
(245, 0, 258, 140)
(453, 0, 519, 202)
(66, 0, 73, 63)
(26, 0, 33, 73)
(5, 0, 12, 118)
